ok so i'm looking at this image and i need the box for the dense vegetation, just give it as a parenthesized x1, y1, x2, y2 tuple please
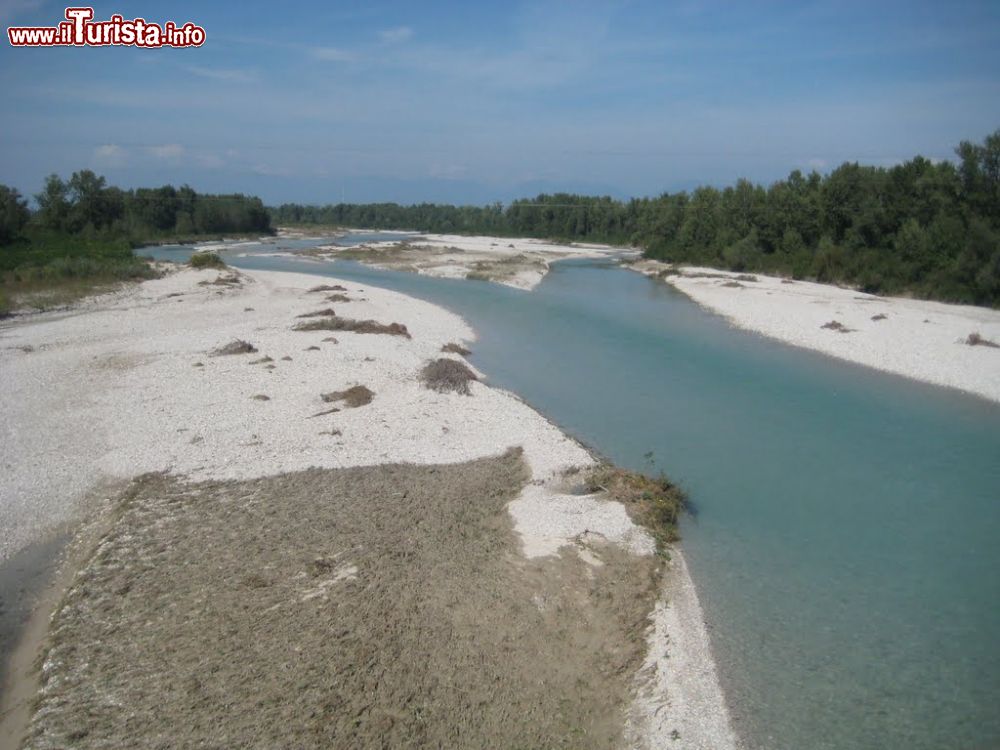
(271, 129, 1000, 307)
(0, 170, 272, 312)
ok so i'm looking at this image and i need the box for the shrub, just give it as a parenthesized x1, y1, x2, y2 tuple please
(189, 252, 226, 269)
(420, 358, 478, 395)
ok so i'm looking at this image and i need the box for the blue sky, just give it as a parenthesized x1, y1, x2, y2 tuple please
(2, 0, 999, 204)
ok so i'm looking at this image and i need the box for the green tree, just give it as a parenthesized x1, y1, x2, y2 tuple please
(35, 174, 71, 231)
(0, 185, 30, 245)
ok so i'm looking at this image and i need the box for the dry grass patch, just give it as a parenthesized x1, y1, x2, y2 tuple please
(441, 342, 471, 356)
(297, 308, 338, 318)
(821, 320, 854, 333)
(325, 294, 352, 303)
(211, 339, 257, 356)
(871, 313, 888, 321)
(23, 453, 660, 750)
(294, 316, 410, 338)
(421, 358, 478, 395)
(966, 332, 999, 348)
(307, 284, 347, 293)
(320, 385, 374, 408)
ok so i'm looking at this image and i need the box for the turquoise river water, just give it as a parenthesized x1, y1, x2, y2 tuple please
(147, 235, 1000, 750)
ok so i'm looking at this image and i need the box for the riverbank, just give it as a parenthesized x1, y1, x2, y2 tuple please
(631, 259, 1000, 403)
(302, 231, 625, 290)
(0, 266, 738, 748)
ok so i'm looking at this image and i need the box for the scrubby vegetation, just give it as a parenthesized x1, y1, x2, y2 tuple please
(420, 358, 478, 395)
(966, 332, 999, 348)
(272, 129, 1000, 307)
(441, 342, 472, 356)
(211, 339, 257, 356)
(189, 252, 226, 269)
(293, 315, 410, 337)
(306, 284, 347, 293)
(0, 170, 271, 311)
(584, 466, 688, 554)
(321, 385, 375, 408)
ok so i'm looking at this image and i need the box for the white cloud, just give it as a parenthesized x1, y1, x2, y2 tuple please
(379, 26, 413, 44)
(93, 144, 127, 167)
(147, 144, 185, 159)
(805, 157, 827, 170)
(311, 46, 355, 62)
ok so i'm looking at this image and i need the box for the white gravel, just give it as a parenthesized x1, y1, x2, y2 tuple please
(0, 267, 589, 563)
(625, 550, 742, 749)
(632, 261, 1000, 403)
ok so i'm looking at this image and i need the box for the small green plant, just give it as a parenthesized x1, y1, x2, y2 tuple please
(189, 252, 226, 269)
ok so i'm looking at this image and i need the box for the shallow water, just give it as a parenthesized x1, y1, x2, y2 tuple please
(148, 237, 1000, 749)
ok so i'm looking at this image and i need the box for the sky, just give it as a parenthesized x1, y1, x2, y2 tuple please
(2, 0, 999, 205)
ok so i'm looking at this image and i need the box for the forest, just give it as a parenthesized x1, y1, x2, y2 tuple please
(0, 170, 272, 311)
(271, 129, 1000, 307)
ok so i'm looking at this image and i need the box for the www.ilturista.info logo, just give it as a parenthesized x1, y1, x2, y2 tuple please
(7, 7, 205, 47)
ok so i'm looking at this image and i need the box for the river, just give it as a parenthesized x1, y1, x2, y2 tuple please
(147, 234, 1000, 750)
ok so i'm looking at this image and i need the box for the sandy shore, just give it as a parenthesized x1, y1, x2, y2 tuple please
(632, 260, 1000, 403)
(0, 266, 738, 749)
(304, 231, 626, 290)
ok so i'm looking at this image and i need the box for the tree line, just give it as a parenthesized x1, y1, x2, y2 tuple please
(1, 170, 271, 243)
(271, 129, 1000, 307)
(0, 170, 273, 310)
(1, 170, 271, 264)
